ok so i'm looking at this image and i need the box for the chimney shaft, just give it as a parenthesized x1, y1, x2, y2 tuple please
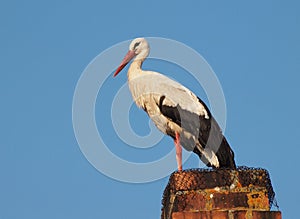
(161, 167, 281, 219)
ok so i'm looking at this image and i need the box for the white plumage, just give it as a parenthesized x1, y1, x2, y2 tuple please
(114, 38, 236, 171)
(129, 71, 210, 119)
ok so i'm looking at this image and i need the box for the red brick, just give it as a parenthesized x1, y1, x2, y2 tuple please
(252, 211, 282, 219)
(210, 211, 229, 219)
(171, 211, 282, 219)
(231, 210, 247, 218)
(175, 192, 206, 211)
(212, 192, 248, 209)
(172, 211, 229, 219)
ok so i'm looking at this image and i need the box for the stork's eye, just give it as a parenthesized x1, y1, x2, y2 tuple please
(133, 42, 141, 50)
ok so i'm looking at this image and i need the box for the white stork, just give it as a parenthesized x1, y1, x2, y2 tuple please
(113, 38, 236, 171)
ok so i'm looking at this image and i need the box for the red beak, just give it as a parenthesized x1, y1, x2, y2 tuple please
(113, 50, 136, 77)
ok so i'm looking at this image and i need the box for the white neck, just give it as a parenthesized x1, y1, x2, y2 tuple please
(127, 48, 149, 80)
(134, 46, 149, 63)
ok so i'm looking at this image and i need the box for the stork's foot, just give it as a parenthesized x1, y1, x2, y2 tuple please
(174, 132, 182, 171)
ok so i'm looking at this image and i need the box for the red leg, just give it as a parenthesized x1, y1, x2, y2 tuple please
(174, 132, 182, 171)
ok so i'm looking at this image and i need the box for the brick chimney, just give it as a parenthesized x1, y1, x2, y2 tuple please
(161, 167, 281, 219)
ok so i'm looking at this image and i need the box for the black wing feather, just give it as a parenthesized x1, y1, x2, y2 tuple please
(158, 95, 236, 169)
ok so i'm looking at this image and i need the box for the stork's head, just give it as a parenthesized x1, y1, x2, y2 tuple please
(129, 38, 149, 58)
(113, 38, 149, 77)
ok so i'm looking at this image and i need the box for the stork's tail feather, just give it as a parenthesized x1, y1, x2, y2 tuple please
(215, 138, 236, 169)
(192, 137, 236, 169)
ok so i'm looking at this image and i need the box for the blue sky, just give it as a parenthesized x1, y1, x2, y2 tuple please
(1, 1, 300, 218)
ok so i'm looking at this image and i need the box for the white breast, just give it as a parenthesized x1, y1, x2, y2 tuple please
(128, 71, 209, 119)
